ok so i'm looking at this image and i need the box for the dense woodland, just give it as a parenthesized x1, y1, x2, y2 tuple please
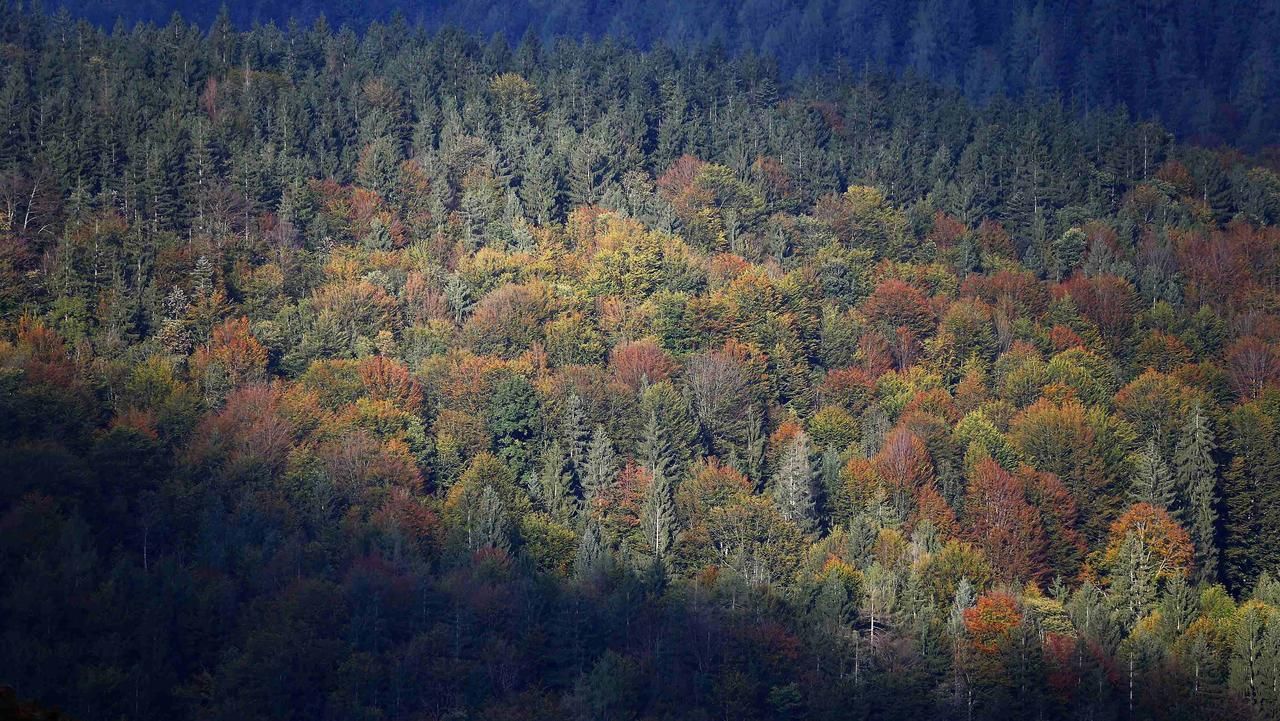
(30, 0, 1280, 149)
(3, 4, 1280, 720)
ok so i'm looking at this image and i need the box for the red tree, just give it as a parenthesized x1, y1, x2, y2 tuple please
(964, 459, 1048, 584)
(609, 338, 677, 391)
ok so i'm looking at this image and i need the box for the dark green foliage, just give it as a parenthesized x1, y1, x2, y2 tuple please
(488, 373, 541, 474)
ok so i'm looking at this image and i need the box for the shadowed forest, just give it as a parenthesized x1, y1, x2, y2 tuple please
(2, 2, 1280, 720)
(36, 0, 1280, 149)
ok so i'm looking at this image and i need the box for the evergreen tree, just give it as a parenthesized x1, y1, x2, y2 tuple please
(639, 463, 675, 563)
(1177, 404, 1220, 583)
(539, 441, 578, 525)
(488, 374, 540, 475)
(582, 426, 618, 508)
(575, 518, 607, 580)
(638, 410, 676, 561)
(563, 392, 591, 482)
(1130, 438, 1175, 513)
(772, 430, 816, 532)
(1110, 532, 1157, 629)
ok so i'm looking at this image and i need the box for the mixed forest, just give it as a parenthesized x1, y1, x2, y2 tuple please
(3, 3, 1280, 720)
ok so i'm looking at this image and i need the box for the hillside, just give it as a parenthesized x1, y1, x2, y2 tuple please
(2, 6, 1280, 720)
(26, 0, 1280, 149)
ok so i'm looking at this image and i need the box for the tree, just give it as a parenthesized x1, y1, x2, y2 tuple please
(1223, 398, 1280, 592)
(706, 494, 804, 588)
(1051, 228, 1087, 281)
(539, 441, 579, 525)
(639, 460, 675, 563)
(582, 426, 619, 512)
(964, 459, 1048, 584)
(487, 374, 541, 475)
(1130, 438, 1175, 513)
(1105, 503, 1194, 626)
(1226, 336, 1279, 401)
(960, 591, 1025, 710)
(444, 452, 529, 555)
(1228, 601, 1280, 718)
(771, 430, 816, 532)
(872, 426, 933, 521)
(609, 338, 677, 392)
(1176, 403, 1219, 583)
(862, 278, 936, 338)
(1008, 397, 1097, 508)
(563, 392, 592, 482)
(191, 317, 268, 401)
(684, 345, 754, 458)
(637, 409, 676, 561)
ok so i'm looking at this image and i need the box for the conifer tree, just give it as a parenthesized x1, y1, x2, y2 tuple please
(772, 430, 816, 532)
(1176, 404, 1220, 583)
(638, 410, 676, 561)
(1131, 438, 1175, 513)
(539, 441, 578, 525)
(639, 462, 675, 562)
(582, 425, 618, 508)
(1110, 533, 1157, 629)
(563, 393, 591, 483)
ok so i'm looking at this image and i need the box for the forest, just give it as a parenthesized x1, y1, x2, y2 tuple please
(31, 0, 1280, 150)
(2, 2, 1280, 720)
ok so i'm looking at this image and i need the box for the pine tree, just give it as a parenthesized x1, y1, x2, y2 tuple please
(1131, 438, 1175, 513)
(1176, 403, 1220, 583)
(772, 430, 816, 532)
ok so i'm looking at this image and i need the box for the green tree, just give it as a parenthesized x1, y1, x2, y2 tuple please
(1177, 404, 1220, 583)
(1130, 438, 1175, 513)
(487, 374, 541, 475)
(539, 441, 579, 525)
(582, 426, 618, 510)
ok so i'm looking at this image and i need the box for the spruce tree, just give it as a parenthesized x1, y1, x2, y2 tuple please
(637, 409, 672, 482)
(563, 392, 591, 482)
(582, 425, 618, 508)
(1130, 438, 1175, 513)
(772, 430, 816, 532)
(539, 441, 578, 525)
(1176, 404, 1220, 583)
(639, 461, 675, 562)
(1110, 532, 1157, 630)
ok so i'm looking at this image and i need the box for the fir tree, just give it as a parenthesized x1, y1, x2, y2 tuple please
(1110, 533, 1157, 630)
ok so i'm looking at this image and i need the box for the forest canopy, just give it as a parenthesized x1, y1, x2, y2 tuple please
(2, 2, 1280, 720)
(25, 0, 1280, 149)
